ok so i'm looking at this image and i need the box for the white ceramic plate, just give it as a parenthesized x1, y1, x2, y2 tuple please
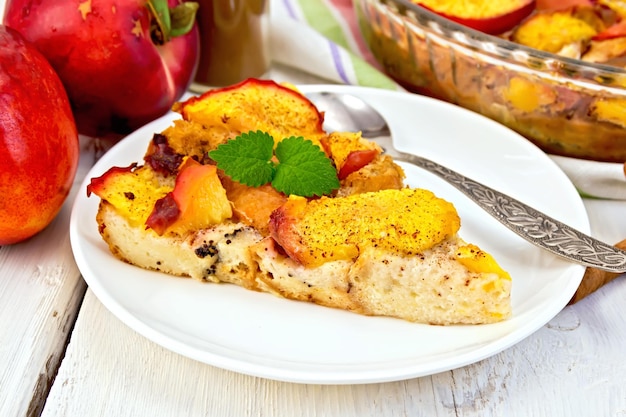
(70, 85, 588, 384)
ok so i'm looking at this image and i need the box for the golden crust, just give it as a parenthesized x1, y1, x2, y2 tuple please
(268, 189, 461, 267)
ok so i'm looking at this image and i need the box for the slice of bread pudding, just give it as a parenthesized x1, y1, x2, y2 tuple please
(87, 79, 512, 325)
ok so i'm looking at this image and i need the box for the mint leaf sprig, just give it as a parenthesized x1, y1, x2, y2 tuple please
(209, 130, 340, 198)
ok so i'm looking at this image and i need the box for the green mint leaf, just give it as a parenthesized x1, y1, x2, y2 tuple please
(272, 136, 340, 197)
(208, 130, 275, 187)
(209, 131, 340, 197)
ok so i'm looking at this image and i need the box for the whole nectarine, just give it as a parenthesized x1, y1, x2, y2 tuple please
(0, 26, 79, 245)
(4, 0, 200, 138)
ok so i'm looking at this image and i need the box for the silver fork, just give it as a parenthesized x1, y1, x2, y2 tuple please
(307, 91, 626, 273)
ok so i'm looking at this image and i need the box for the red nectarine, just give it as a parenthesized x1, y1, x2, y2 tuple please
(4, 0, 200, 138)
(0, 26, 79, 245)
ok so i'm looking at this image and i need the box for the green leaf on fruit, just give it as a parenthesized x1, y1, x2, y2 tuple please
(146, 0, 172, 42)
(146, 0, 199, 41)
(170, 2, 200, 37)
(209, 131, 340, 197)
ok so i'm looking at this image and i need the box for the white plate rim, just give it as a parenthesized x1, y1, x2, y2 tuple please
(69, 84, 588, 384)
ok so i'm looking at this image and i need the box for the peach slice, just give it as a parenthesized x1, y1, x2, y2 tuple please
(593, 20, 626, 40)
(269, 189, 460, 267)
(146, 158, 233, 235)
(320, 131, 381, 179)
(173, 78, 326, 147)
(415, 0, 536, 35)
(511, 10, 598, 54)
(167, 158, 233, 235)
(220, 175, 287, 236)
(88, 164, 173, 228)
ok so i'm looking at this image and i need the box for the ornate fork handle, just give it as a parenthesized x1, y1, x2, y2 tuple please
(379, 138, 626, 273)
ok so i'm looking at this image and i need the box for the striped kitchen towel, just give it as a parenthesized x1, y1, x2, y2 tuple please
(270, 0, 400, 90)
